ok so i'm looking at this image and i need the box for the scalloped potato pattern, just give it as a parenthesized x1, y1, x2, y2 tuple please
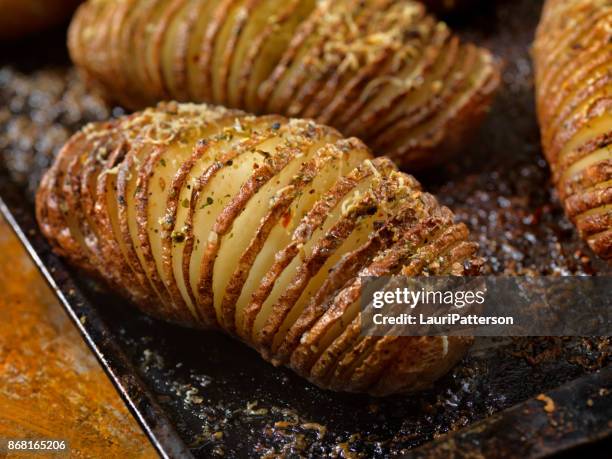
(36, 102, 480, 395)
(68, 0, 499, 169)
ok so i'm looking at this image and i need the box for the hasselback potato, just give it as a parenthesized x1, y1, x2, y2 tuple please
(533, 0, 612, 260)
(0, 0, 81, 40)
(67, 0, 500, 169)
(36, 102, 479, 395)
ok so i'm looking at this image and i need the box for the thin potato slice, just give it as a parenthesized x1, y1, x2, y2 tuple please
(138, 114, 244, 320)
(183, 120, 296, 325)
(228, 0, 300, 108)
(290, 205, 456, 378)
(271, 182, 433, 362)
(221, 138, 369, 334)
(166, 0, 206, 102)
(254, 162, 413, 354)
(350, 32, 462, 144)
(333, 16, 445, 131)
(239, 157, 395, 341)
(164, 115, 284, 321)
(146, 0, 188, 99)
(184, 0, 222, 101)
(194, 0, 234, 103)
(94, 131, 161, 308)
(212, 124, 344, 328)
(211, 0, 253, 105)
(62, 134, 111, 271)
(36, 132, 95, 270)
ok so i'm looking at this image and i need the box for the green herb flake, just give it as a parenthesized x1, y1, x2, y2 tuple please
(171, 230, 186, 243)
(200, 196, 214, 209)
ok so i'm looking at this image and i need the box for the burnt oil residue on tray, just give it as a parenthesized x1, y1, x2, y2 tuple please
(99, 290, 610, 457)
(0, 0, 610, 457)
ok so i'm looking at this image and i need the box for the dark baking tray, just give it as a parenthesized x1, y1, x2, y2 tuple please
(1, 0, 610, 457)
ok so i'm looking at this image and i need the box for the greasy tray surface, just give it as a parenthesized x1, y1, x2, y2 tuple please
(0, 0, 610, 457)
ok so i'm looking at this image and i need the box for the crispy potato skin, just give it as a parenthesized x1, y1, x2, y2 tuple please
(68, 0, 499, 169)
(533, 0, 612, 260)
(36, 102, 479, 396)
(0, 0, 82, 40)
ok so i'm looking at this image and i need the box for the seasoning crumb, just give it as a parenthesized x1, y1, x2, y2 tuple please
(536, 393, 555, 413)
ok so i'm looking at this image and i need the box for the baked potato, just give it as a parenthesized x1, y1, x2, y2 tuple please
(533, 0, 612, 260)
(67, 0, 500, 169)
(0, 0, 81, 40)
(36, 102, 479, 395)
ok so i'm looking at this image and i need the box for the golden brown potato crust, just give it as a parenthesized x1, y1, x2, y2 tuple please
(36, 102, 479, 395)
(533, 0, 612, 260)
(0, 0, 82, 40)
(67, 0, 499, 169)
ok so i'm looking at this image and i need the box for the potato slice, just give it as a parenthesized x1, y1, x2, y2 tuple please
(181, 118, 297, 324)
(538, 21, 612, 127)
(536, 7, 611, 96)
(184, 0, 224, 101)
(270, 201, 415, 363)
(62, 133, 113, 273)
(259, 6, 329, 115)
(145, 0, 189, 99)
(212, 124, 344, 328)
(238, 157, 394, 341)
(323, 225, 475, 392)
(254, 162, 413, 353)
(288, 195, 454, 376)
(140, 0, 178, 100)
(36, 131, 93, 269)
(221, 138, 369, 333)
(350, 31, 461, 144)
(77, 1, 117, 93)
(104, 0, 138, 96)
(163, 115, 284, 321)
(332, 15, 444, 131)
(191, 120, 339, 324)
(295, 0, 419, 120)
(163, 0, 204, 101)
(375, 45, 498, 167)
(211, 0, 253, 105)
(303, 218, 471, 392)
(228, 0, 300, 108)
(300, 0, 427, 124)
(193, 0, 234, 103)
(270, 173, 429, 361)
(96, 138, 161, 308)
(142, 112, 256, 320)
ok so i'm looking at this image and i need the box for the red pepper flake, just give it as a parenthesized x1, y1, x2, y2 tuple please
(281, 209, 292, 228)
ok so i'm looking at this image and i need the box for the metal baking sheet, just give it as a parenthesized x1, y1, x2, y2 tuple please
(0, 0, 610, 457)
